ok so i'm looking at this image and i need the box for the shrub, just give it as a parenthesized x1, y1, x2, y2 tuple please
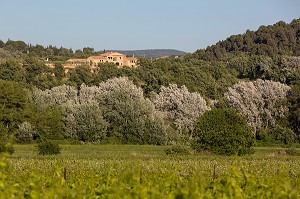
(37, 141, 61, 155)
(0, 122, 8, 140)
(285, 148, 300, 156)
(193, 109, 254, 156)
(164, 145, 193, 155)
(256, 125, 297, 146)
(0, 142, 14, 154)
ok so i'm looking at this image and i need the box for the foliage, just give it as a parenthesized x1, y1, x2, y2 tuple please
(0, 60, 25, 82)
(164, 145, 193, 155)
(0, 80, 32, 134)
(110, 49, 186, 58)
(15, 121, 35, 144)
(1, 19, 300, 148)
(29, 84, 78, 110)
(64, 103, 108, 142)
(29, 77, 168, 145)
(193, 109, 254, 155)
(93, 62, 124, 84)
(4, 40, 28, 53)
(288, 80, 300, 137)
(53, 63, 65, 80)
(224, 79, 290, 134)
(256, 125, 297, 146)
(68, 65, 94, 86)
(285, 147, 300, 156)
(96, 77, 167, 145)
(0, 122, 8, 140)
(24, 57, 55, 89)
(1, 145, 300, 198)
(33, 107, 64, 140)
(138, 59, 238, 99)
(0, 40, 4, 48)
(0, 142, 14, 154)
(152, 84, 210, 137)
(37, 141, 61, 155)
(190, 19, 300, 61)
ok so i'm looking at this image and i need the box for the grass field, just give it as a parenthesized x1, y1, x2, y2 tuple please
(1, 145, 300, 198)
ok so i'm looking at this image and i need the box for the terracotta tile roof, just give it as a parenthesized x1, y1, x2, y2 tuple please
(88, 56, 105, 59)
(101, 52, 125, 57)
(67, 58, 88, 62)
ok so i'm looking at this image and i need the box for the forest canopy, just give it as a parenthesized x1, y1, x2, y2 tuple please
(0, 18, 300, 151)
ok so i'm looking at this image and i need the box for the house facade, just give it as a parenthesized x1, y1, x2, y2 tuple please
(63, 52, 138, 72)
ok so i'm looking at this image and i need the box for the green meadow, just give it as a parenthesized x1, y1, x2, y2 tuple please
(1, 145, 300, 198)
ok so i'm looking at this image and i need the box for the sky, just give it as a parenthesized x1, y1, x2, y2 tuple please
(0, 0, 299, 53)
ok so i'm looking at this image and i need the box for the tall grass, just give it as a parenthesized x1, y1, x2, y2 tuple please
(1, 145, 300, 198)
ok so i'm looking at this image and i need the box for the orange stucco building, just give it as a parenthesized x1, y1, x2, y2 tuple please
(63, 52, 138, 72)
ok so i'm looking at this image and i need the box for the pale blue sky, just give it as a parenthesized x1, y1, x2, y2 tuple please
(0, 0, 299, 52)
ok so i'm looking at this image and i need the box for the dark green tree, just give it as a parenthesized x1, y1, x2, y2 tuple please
(0, 122, 8, 140)
(24, 58, 54, 89)
(4, 40, 28, 53)
(93, 63, 120, 83)
(83, 47, 94, 55)
(0, 60, 25, 82)
(0, 80, 32, 136)
(288, 80, 300, 137)
(33, 107, 64, 140)
(37, 141, 61, 155)
(54, 63, 65, 80)
(68, 65, 93, 86)
(0, 40, 4, 48)
(193, 109, 254, 155)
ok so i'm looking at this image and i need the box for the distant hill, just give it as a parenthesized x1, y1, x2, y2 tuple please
(107, 49, 187, 58)
(190, 18, 300, 61)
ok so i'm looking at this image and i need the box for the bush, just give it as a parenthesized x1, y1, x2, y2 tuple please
(37, 141, 61, 155)
(193, 109, 254, 156)
(0, 142, 14, 154)
(285, 148, 300, 156)
(0, 122, 8, 140)
(164, 145, 193, 155)
(256, 126, 297, 146)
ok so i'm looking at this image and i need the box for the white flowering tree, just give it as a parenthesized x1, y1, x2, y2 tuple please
(152, 84, 210, 138)
(78, 83, 100, 104)
(15, 121, 35, 143)
(96, 77, 167, 145)
(64, 102, 108, 142)
(224, 79, 290, 134)
(29, 84, 78, 110)
(28, 77, 169, 144)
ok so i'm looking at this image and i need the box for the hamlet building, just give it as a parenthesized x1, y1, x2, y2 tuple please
(62, 52, 138, 73)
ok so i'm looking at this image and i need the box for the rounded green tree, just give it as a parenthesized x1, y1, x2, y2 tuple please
(37, 141, 61, 155)
(193, 109, 254, 155)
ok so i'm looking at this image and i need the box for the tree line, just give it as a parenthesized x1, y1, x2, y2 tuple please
(188, 18, 300, 61)
(0, 18, 300, 155)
